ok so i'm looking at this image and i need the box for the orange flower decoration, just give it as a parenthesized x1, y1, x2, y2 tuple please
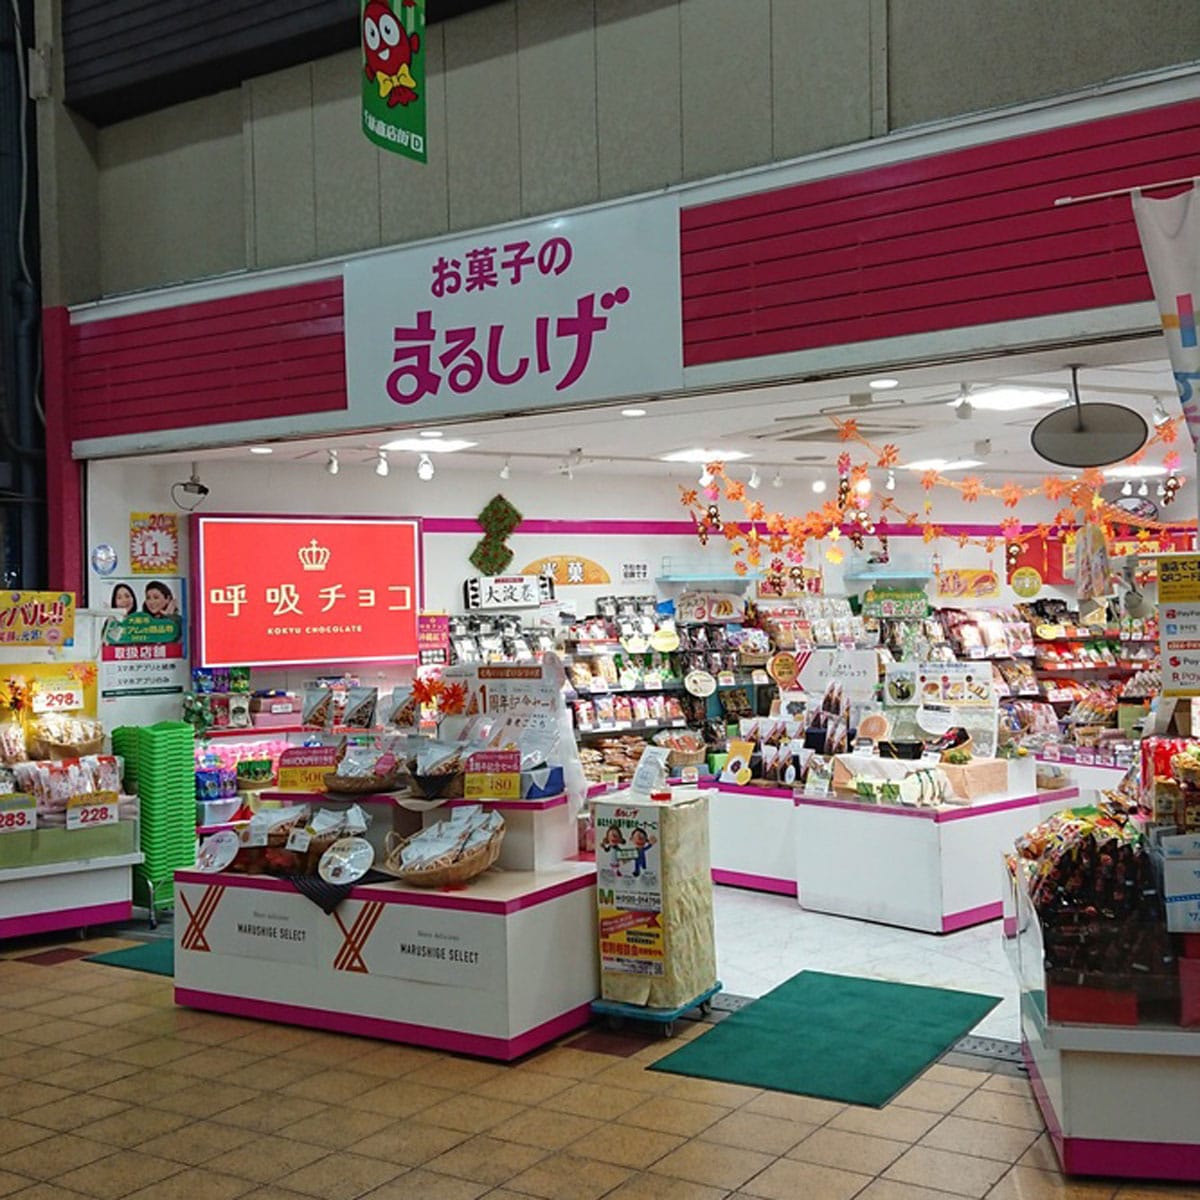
(922, 524, 942, 543)
(961, 476, 983, 503)
(837, 419, 859, 442)
(877, 444, 899, 469)
(920, 471, 939, 492)
(746, 500, 766, 522)
(1000, 517, 1022, 539)
(723, 522, 744, 541)
(706, 461, 725, 479)
(1159, 418, 1179, 444)
(957, 533, 970, 548)
(733, 561, 748, 576)
(851, 463, 870, 483)
(1042, 476, 1068, 501)
(768, 534, 786, 554)
(725, 481, 746, 503)
(1081, 468, 1105, 489)
(412, 676, 444, 707)
(984, 537, 997, 552)
(765, 511, 786, 534)
(999, 482, 1023, 509)
(680, 488, 698, 508)
(1054, 506, 1077, 528)
(746, 548, 762, 567)
(440, 682, 468, 715)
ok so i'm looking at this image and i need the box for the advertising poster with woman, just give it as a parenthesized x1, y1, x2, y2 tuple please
(100, 578, 188, 699)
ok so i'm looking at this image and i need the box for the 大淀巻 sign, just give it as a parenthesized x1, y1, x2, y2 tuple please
(194, 516, 421, 667)
(360, 0, 426, 162)
(463, 575, 553, 612)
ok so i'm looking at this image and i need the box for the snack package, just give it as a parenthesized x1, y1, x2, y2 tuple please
(228, 694, 251, 728)
(302, 688, 333, 730)
(342, 687, 378, 730)
(0, 717, 26, 764)
(229, 667, 252, 694)
(387, 688, 419, 729)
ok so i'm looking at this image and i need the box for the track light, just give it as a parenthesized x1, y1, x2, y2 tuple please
(886, 470, 896, 491)
(417, 453, 435, 482)
(499, 458, 511, 480)
(326, 450, 339, 476)
(748, 467, 761, 490)
(772, 472, 784, 489)
(1121, 480, 1133, 496)
(1138, 481, 1149, 497)
(375, 450, 389, 477)
(1153, 397, 1170, 427)
(699, 467, 713, 487)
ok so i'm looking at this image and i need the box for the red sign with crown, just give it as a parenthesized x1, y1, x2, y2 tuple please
(193, 516, 422, 667)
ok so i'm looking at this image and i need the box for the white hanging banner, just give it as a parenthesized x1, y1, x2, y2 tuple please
(1131, 186, 1200, 448)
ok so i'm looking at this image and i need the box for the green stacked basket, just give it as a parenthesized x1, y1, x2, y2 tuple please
(131, 721, 197, 909)
(111, 726, 139, 795)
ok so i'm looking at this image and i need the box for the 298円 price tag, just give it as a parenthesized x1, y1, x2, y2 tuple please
(66, 790, 119, 831)
(32, 681, 84, 713)
(0, 794, 36, 833)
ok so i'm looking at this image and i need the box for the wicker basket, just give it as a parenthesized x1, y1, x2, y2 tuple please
(381, 826, 504, 888)
(667, 747, 707, 768)
(738, 651, 771, 668)
(28, 735, 104, 761)
(323, 769, 404, 795)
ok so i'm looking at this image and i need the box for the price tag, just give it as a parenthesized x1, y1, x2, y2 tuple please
(717, 671, 736, 687)
(1042, 744, 1061, 761)
(277, 747, 338, 792)
(1096, 752, 1115, 767)
(66, 790, 118, 831)
(921, 750, 943, 765)
(1076, 749, 1095, 765)
(967, 647, 987, 660)
(679, 766, 699, 784)
(32, 682, 84, 714)
(588, 678, 610, 693)
(751, 669, 771, 686)
(0, 794, 36, 833)
(464, 750, 521, 800)
(643, 672, 662, 690)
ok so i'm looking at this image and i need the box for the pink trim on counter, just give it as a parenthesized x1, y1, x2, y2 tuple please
(941, 902, 1002, 932)
(935, 787, 1079, 823)
(716, 782, 794, 799)
(439, 794, 569, 812)
(0, 901, 132, 940)
(586, 782, 618, 799)
(174, 867, 596, 915)
(712, 868, 798, 897)
(173, 989, 593, 1061)
(793, 793, 936, 819)
(1023, 1041, 1066, 1158)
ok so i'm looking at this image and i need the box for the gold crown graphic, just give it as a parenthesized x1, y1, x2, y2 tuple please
(298, 539, 331, 571)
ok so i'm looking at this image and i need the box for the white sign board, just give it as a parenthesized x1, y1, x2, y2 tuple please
(344, 200, 683, 426)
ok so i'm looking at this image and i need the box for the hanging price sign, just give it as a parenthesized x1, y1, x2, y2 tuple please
(67, 790, 119, 831)
(277, 747, 338, 792)
(0, 793, 36, 833)
(32, 680, 85, 713)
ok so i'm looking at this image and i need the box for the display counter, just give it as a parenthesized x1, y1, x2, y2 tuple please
(1012, 873, 1200, 1180)
(709, 782, 798, 896)
(174, 860, 598, 1060)
(792, 786, 1081, 933)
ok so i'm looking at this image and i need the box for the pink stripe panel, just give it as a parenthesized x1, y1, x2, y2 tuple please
(716, 782, 794, 800)
(0, 901, 132, 940)
(941, 902, 1002, 932)
(440, 794, 569, 812)
(174, 988, 592, 1061)
(934, 787, 1078, 823)
(174, 868, 595, 915)
(712, 868, 798, 897)
(793, 794, 936, 819)
(422, 517, 699, 536)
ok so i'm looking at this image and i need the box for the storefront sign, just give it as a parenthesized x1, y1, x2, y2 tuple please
(360, 0, 426, 163)
(796, 649, 877, 704)
(277, 746, 339, 792)
(66, 791, 119, 831)
(464, 750, 520, 800)
(916, 663, 994, 708)
(934, 569, 999, 601)
(1160, 554, 1200, 697)
(520, 556, 611, 586)
(467, 662, 565, 735)
(417, 612, 450, 666)
(463, 574, 551, 611)
(129, 513, 179, 575)
(194, 516, 421, 667)
(0, 592, 74, 647)
(344, 200, 683, 427)
(0, 794, 35, 833)
(100, 577, 188, 699)
(862, 586, 929, 617)
(595, 802, 664, 976)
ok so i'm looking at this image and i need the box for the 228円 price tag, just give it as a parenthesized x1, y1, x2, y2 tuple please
(0, 794, 36, 833)
(66, 790, 119, 831)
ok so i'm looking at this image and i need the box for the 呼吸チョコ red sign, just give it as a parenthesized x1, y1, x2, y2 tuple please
(194, 516, 421, 667)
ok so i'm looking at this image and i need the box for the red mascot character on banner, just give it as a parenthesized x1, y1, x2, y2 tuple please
(363, 0, 420, 108)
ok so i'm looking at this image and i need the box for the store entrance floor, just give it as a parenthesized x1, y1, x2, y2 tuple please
(0, 932, 1183, 1198)
(714, 890, 1017, 1043)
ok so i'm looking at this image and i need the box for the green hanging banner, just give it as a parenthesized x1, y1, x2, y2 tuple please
(361, 0, 427, 163)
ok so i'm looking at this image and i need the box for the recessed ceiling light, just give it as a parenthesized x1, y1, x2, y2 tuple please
(869, 378, 899, 390)
(812, 479, 827, 494)
(419, 430, 444, 438)
(902, 458, 984, 471)
(1105, 464, 1167, 478)
(379, 438, 476, 453)
(249, 446, 273, 455)
(855, 478, 872, 494)
(946, 386, 1067, 412)
(660, 448, 750, 463)
(621, 408, 647, 417)
(1153, 398, 1170, 427)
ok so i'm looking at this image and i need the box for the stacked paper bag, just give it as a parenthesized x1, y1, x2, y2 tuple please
(594, 788, 716, 1009)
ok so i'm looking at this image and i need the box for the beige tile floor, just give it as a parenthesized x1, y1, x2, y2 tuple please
(0, 935, 1195, 1200)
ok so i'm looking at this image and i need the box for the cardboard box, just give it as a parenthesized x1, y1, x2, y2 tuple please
(1161, 857, 1200, 933)
(250, 696, 300, 714)
(1158, 832, 1200, 859)
(940, 758, 1009, 800)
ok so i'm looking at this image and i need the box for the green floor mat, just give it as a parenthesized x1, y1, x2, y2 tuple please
(85, 940, 174, 977)
(650, 971, 1000, 1108)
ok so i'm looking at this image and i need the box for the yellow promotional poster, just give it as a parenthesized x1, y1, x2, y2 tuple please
(1159, 555, 1200, 604)
(464, 750, 521, 800)
(1160, 555, 1200, 697)
(598, 905, 664, 974)
(129, 513, 180, 575)
(276, 747, 339, 792)
(934, 569, 1000, 600)
(0, 664, 97, 720)
(520, 556, 611, 586)
(0, 592, 75, 648)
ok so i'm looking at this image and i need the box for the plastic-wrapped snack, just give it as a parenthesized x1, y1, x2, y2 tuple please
(387, 688, 419, 729)
(341, 687, 378, 730)
(228, 694, 251, 728)
(302, 688, 333, 730)
(84, 755, 122, 793)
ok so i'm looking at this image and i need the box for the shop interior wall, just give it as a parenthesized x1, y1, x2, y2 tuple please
(83, 455, 1103, 728)
(36, 0, 1200, 304)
